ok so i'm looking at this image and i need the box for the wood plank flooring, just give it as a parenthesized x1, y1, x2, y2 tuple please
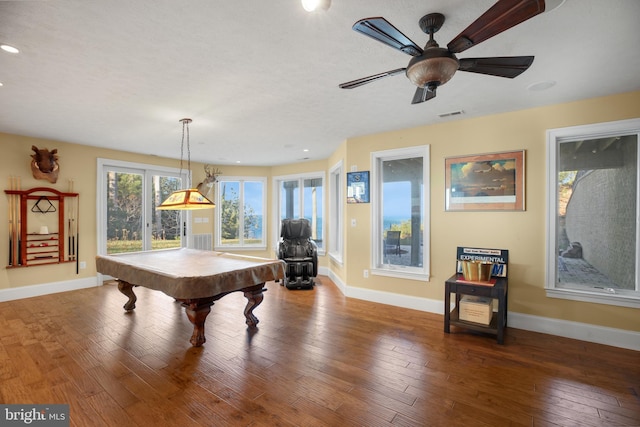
(0, 276, 638, 426)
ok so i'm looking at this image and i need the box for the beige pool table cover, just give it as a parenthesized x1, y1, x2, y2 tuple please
(96, 248, 286, 299)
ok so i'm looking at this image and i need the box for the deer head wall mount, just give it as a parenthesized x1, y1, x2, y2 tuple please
(30, 145, 60, 183)
(197, 164, 222, 197)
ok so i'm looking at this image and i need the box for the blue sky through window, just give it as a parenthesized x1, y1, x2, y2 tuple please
(384, 181, 411, 218)
(244, 181, 263, 215)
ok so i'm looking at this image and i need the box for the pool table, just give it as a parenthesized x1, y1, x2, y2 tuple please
(96, 248, 285, 347)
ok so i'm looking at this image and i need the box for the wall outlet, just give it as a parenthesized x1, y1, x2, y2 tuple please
(79, 261, 86, 269)
(363, 269, 368, 278)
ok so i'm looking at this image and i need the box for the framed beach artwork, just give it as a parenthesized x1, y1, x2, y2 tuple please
(347, 171, 370, 203)
(445, 150, 525, 211)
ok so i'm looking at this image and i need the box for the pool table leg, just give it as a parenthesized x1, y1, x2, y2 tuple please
(243, 283, 266, 327)
(117, 280, 137, 311)
(182, 299, 215, 347)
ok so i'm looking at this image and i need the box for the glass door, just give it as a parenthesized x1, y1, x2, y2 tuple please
(151, 173, 182, 250)
(101, 163, 185, 255)
(106, 170, 144, 254)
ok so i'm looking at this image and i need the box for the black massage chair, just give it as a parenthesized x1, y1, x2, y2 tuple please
(277, 218, 318, 289)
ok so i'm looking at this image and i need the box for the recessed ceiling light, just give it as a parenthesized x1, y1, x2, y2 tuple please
(0, 82, 4, 87)
(1, 44, 20, 54)
(303, 149, 309, 152)
(545, 0, 566, 13)
(527, 80, 556, 91)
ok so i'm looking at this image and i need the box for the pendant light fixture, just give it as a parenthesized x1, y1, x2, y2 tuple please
(157, 118, 216, 210)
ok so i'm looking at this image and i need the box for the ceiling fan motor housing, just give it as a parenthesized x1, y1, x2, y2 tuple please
(406, 47, 459, 88)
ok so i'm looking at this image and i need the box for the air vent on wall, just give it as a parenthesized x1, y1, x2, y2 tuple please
(191, 233, 213, 251)
(438, 110, 464, 118)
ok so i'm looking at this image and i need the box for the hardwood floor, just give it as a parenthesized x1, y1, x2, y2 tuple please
(0, 276, 638, 426)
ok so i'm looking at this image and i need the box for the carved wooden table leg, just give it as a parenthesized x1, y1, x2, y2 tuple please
(117, 280, 137, 311)
(243, 283, 266, 327)
(180, 299, 215, 347)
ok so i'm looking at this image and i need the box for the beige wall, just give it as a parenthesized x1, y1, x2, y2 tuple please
(339, 90, 640, 333)
(0, 135, 329, 290)
(1, 90, 639, 334)
(0, 135, 201, 288)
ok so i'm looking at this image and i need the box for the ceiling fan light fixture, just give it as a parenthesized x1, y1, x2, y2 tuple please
(406, 55, 459, 88)
(341, 3, 546, 104)
(301, 0, 330, 12)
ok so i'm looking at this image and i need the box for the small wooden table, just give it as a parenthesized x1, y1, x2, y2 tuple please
(444, 273, 508, 344)
(96, 248, 285, 347)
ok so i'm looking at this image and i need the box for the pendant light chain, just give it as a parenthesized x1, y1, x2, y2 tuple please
(179, 118, 192, 188)
(158, 117, 214, 210)
(186, 120, 191, 188)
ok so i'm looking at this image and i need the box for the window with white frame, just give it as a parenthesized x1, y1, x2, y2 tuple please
(329, 161, 344, 263)
(273, 172, 325, 253)
(97, 159, 188, 256)
(371, 145, 430, 281)
(546, 118, 640, 308)
(215, 176, 266, 250)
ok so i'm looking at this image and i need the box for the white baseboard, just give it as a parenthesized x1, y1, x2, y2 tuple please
(508, 312, 640, 351)
(327, 269, 346, 292)
(346, 285, 444, 314)
(318, 266, 330, 280)
(327, 270, 443, 313)
(328, 273, 639, 351)
(0, 276, 101, 302)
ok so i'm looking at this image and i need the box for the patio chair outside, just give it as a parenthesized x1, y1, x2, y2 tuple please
(385, 230, 401, 256)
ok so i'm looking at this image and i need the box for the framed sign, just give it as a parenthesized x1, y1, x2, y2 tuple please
(445, 150, 525, 211)
(347, 171, 369, 203)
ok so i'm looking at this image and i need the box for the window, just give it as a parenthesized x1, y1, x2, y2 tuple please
(97, 159, 186, 256)
(273, 172, 325, 253)
(215, 176, 266, 250)
(329, 161, 344, 263)
(371, 145, 430, 280)
(546, 118, 640, 308)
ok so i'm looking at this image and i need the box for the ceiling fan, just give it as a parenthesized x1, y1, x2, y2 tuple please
(339, 0, 546, 104)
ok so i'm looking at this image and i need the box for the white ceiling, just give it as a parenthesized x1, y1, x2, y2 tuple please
(1, 0, 639, 166)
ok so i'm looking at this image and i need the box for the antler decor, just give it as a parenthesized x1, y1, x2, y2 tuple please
(196, 165, 222, 197)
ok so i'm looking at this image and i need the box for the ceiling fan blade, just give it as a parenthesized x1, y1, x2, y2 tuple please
(411, 86, 437, 104)
(447, 0, 545, 53)
(353, 17, 423, 56)
(458, 56, 534, 78)
(339, 68, 406, 89)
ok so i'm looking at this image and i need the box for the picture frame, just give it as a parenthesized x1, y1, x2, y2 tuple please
(445, 150, 525, 211)
(347, 171, 370, 203)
